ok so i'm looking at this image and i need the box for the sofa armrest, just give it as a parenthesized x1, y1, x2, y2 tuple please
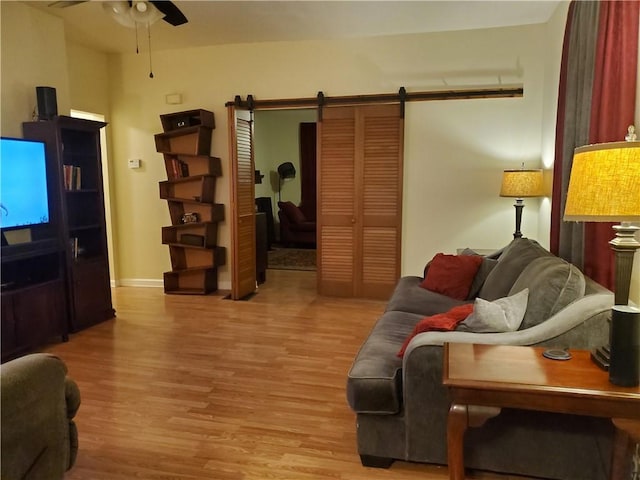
(403, 290, 613, 356)
(399, 290, 612, 465)
(1, 353, 81, 480)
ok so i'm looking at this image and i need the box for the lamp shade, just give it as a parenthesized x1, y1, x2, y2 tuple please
(277, 162, 296, 179)
(564, 141, 640, 222)
(500, 169, 544, 198)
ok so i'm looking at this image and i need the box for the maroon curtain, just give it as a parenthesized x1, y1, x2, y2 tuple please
(551, 0, 639, 291)
(583, 1, 639, 288)
(298, 122, 317, 221)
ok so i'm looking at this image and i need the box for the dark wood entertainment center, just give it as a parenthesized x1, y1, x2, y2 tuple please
(1, 116, 115, 360)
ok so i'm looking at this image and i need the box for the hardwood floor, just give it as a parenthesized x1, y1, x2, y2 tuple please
(44, 270, 527, 480)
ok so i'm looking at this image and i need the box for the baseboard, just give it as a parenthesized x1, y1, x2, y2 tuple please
(118, 279, 165, 288)
(115, 278, 232, 291)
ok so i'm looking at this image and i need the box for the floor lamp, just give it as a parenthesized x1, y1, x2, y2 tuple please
(564, 139, 640, 386)
(277, 162, 296, 203)
(500, 168, 544, 239)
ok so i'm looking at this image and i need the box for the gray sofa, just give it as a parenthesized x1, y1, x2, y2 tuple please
(1, 353, 81, 480)
(347, 238, 615, 480)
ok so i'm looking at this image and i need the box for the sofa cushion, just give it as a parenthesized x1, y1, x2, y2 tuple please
(460, 288, 529, 333)
(289, 222, 315, 232)
(386, 276, 473, 317)
(420, 253, 483, 300)
(478, 238, 551, 301)
(278, 201, 306, 224)
(467, 257, 499, 299)
(510, 256, 586, 330)
(347, 310, 424, 414)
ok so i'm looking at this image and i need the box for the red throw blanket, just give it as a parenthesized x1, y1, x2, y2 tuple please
(397, 303, 474, 358)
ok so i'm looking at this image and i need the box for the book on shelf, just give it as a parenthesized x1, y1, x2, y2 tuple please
(168, 158, 189, 179)
(63, 165, 81, 190)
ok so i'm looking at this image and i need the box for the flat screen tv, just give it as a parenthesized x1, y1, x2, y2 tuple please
(0, 137, 51, 231)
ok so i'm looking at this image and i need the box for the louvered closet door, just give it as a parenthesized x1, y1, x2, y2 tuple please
(318, 104, 403, 299)
(228, 106, 256, 300)
(318, 107, 357, 296)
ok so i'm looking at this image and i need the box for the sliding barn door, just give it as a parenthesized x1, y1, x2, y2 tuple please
(228, 106, 256, 300)
(317, 104, 403, 299)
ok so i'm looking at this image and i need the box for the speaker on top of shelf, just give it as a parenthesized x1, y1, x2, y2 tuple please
(36, 86, 57, 121)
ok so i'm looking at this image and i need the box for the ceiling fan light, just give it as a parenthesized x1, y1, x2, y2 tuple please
(135, 1, 148, 12)
(130, 1, 165, 25)
(102, 1, 135, 27)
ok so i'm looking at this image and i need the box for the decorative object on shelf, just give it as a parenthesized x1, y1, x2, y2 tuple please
(277, 161, 296, 202)
(181, 212, 199, 224)
(500, 166, 544, 239)
(564, 134, 640, 386)
(157, 109, 224, 295)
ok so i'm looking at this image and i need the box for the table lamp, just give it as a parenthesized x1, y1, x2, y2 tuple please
(500, 167, 544, 239)
(563, 139, 640, 386)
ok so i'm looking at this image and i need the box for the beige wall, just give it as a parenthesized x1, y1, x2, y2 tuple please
(5, 2, 635, 299)
(0, 2, 70, 137)
(107, 25, 548, 288)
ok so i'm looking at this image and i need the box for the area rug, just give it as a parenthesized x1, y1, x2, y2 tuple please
(268, 248, 316, 271)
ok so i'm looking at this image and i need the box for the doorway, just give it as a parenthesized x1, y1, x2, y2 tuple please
(253, 108, 317, 280)
(228, 99, 405, 300)
(254, 109, 317, 247)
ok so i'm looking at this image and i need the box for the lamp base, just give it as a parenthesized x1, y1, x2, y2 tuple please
(512, 199, 524, 239)
(609, 306, 640, 387)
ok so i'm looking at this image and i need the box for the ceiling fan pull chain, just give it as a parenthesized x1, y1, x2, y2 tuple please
(135, 23, 139, 54)
(147, 23, 154, 78)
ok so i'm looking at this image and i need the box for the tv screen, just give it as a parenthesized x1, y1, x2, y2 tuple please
(0, 137, 50, 230)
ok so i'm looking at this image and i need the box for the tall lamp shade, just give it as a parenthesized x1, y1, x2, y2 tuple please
(564, 142, 640, 223)
(500, 169, 544, 239)
(563, 140, 640, 386)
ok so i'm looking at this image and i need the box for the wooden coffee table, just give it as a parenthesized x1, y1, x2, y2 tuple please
(442, 343, 640, 480)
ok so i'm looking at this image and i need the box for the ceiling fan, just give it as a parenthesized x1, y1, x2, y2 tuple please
(49, 1, 188, 78)
(49, 1, 188, 27)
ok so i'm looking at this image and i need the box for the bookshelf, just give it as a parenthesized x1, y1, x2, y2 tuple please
(155, 109, 225, 294)
(23, 116, 115, 332)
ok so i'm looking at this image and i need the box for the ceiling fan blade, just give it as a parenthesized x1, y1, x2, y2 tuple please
(48, 1, 87, 7)
(150, 1, 188, 26)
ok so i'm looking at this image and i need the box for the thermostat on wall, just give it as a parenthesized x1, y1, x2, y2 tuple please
(128, 158, 141, 169)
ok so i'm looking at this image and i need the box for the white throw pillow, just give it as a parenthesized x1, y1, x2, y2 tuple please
(461, 288, 529, 333)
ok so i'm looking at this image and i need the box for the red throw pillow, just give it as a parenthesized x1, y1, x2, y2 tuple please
(420, 253, 483, 300)
(397, 303, 474, 358)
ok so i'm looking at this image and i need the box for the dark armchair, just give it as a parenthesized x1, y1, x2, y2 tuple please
(1, 353, 81, 480)
(277, 201, 316, 247)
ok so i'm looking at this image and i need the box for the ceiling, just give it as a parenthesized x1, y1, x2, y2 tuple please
(29, 1, 562, 55)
